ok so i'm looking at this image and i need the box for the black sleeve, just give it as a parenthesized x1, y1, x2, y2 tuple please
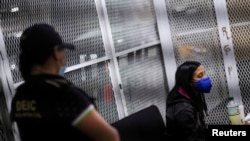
(54, 84, 95, 125)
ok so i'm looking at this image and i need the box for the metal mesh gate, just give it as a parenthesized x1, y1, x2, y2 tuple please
(118, 46, 167, 119)
(64, 62, 119, 123)
(105, 0, 159, 52)
(226, 0, 250, 115)
(105, 0, 167, 119)
(0, 0, 119, 130)
(0, 1, 166, 140)
(165, 0, 230, 124)
(2, 0, 250, 141)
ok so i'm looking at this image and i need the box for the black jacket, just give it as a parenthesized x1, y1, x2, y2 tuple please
(165, 87, 207, 141)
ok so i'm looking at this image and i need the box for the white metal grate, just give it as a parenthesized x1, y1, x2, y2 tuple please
(118, 46, 167, 121)
(226, 0, 250, 115)
(64, 62, 119, 123)
(165, 0, 230, 124)
(105, 0, 159, 52)
(0, 0, 118, 125)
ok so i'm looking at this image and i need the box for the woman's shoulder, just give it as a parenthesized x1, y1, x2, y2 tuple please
(168, 100, 196, 115)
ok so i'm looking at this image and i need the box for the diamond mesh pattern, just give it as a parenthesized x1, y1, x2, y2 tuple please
(226, 0, 250, 115)
(1, 0, 248, 136)
(105, 0, 159, 52)
(1, 0, 105, 84)
(64, 61, 119, 123)
(1, 0, 117, 125)
(50, 1, 105, 67)
(1, 0, 52, 83)
(165, 0, 229, 124)
(118, 46, 167, 120)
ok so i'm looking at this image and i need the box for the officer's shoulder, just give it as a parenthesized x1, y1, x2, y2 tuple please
(44, 78, 70, 88)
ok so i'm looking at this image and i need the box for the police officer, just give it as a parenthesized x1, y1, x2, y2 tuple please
(10, 23, 119, 141)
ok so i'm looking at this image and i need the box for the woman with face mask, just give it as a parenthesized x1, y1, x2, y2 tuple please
(165, 61, 212, 141)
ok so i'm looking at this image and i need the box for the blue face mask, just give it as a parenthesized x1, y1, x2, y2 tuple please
(194, 77, 212, 93)
(59, 65, 66, 76)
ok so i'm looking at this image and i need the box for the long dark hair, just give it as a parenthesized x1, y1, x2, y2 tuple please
(173, 60, 208, 117)
(175, 61, 201, 96)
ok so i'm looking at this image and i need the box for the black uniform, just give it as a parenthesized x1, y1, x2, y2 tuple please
(11, 74, 95, 141)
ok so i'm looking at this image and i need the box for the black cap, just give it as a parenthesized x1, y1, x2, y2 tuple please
(20, 23, 75, 52)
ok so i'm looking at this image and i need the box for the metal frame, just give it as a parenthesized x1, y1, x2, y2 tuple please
(0, 20, 17, 141)
(153, 0, 177, 90)
(115, 41, 160, 57)
(0, 22, 15, 113)
(213, 0, 242, 105)
(14, 56, 113, 89)
(94, 0, 128, 118)
(65, 56, 111, 73)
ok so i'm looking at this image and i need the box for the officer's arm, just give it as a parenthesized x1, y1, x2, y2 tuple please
(74, 108, 120, 141)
